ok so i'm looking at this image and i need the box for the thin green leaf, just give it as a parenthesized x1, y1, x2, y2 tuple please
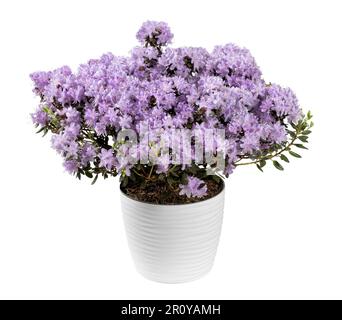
(91, 174, 99, 185)
(298, 135, 309, 142)
(280, 154, 289, 163)
(170, 169, 179, 177)
(288, 131, 296, 139)
(36, 126, 46, 134)
(289, 151, 301, 158)
(294, 143, 308, 150)
(42, 128, 49, 137)
(260, 159, 266, 168)
(273, 160, 284, 171)
(290, 122, 298, 130)
(121, 176, 129, 187)
(300, 122, 308, 131)
(256, 164, 263, 172)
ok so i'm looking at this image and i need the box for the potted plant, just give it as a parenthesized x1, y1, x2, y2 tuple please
(30, 21, 312, 283)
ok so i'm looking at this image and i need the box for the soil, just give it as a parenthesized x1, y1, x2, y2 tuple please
(121, 178, 224, 205)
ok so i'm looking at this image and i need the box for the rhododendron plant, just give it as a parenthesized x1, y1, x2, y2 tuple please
(30, 21, 312, 203)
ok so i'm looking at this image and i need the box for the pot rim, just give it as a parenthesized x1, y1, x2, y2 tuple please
(120, 178, 225, 207)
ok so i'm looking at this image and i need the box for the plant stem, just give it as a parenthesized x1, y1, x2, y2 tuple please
(133, 169, 146, 178)
(148, 165, 154, 179)
(235, 134, 298, 167)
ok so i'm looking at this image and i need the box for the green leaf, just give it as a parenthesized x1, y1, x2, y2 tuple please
(42, 106, 53, 114)
(290, 122, 298, 130)
(294, 143, 308, 150)
(121, 176, 129, 187)
(289, 151, 301, 158)
(298, 135, 309, 143)
(280, 154, 289, 163)
(170, 169, 179, 177)
(288, 131, 296, 139)
(256, 164, 263, 172)
(300, 122, 308, 131)
(273, 160, 284, 171)
(42, 128, 49, 137)
(260, 159, 266, 168)
(302, 130, 312, 135)
(36, 126, 46, 134)
(91, 174, 99, 185)
(85, 171, 93, 179)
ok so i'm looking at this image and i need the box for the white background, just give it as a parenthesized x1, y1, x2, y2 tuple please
(0, 0, 341, 299)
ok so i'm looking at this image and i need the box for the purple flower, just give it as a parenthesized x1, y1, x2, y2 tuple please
(31, 109, 48, 126)
(241, 133, 261, 153)
(94, 120, 107, 136)
(64, 107, 80, 125)
(269, 122, 287, 143)
(208, 44, 262, 86)
(99, 148, 115, 170)
(119, 115, 132, 129)
(64, 123, 80, 140)
(179, 177, 208, 198)
(30, 71, 51, 92)
(80, 143, 96, 166)
(51, 133, 79, 158)
(260, 84, 302, 122)
(156, 153, 170, 174)
(63, 160, 78, 174)
(85, 107, 98, 127)
(136, 21, 173, 46)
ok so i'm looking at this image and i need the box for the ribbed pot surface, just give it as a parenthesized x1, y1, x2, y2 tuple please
(121, 185, 225, 283)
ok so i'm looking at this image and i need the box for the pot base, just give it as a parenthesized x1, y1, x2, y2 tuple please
(135, 266, 213, 284)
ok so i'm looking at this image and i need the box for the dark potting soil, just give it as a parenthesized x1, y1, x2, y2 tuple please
(121, 178, 224, 205)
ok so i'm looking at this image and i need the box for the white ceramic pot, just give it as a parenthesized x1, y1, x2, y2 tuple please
(120, 183, 225, 283)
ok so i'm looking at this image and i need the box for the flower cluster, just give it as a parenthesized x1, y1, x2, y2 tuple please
(179, 176, 208, 198)
(136, 21, 173, 46)
(30, 21, 311, 199)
